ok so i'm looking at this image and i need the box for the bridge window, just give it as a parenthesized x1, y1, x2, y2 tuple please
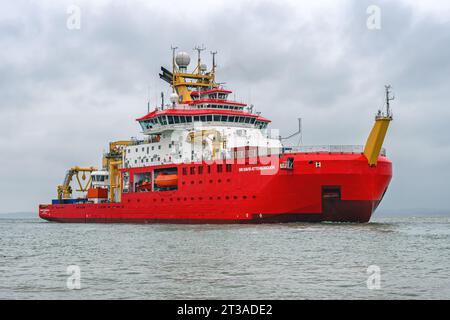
(168, 116, 174, 124)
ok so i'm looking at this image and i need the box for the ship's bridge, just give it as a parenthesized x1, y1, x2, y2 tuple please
(136, 108, 270, 134)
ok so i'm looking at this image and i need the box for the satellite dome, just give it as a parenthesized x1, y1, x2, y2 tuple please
(175, 52, 190, 68)
(200, 63, 207, 72)
(169, 92, 179, 104)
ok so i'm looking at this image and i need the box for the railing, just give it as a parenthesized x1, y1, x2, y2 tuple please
(283, 145, 387, 156)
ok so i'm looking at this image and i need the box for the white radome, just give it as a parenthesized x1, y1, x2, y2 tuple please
(169, 92, 179, 103)
(175, 52, 190, 67)
(200, 63, 207, 72)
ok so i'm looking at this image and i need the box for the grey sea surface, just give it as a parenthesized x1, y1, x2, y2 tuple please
(0, 214, 449, 299)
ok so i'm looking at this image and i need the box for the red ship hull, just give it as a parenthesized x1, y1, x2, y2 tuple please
(39, 153, 392, 223)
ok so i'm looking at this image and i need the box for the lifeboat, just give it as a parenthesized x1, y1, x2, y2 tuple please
(154, 173, 178, 187)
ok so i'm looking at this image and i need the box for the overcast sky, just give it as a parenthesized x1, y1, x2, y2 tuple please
(1, 0, 450, 214)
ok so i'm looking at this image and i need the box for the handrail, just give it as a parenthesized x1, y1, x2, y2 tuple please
(283, 145, 386, 156)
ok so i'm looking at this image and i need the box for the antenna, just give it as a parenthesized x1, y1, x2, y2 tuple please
(147, 85, 151, 113)
(194, 44, 206, 74)
(161, 91, 164, 110)
(385, 85, 395, 117)
(170, 45, 178, 92)
(210, 50, 217, 74)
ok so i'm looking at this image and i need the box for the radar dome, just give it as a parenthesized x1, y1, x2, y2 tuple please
(175, 52, 190, 68)
(169, 92, 179, 104)
(200, 63, 207, 72)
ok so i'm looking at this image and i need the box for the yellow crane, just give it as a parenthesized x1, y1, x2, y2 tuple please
(102, 140, 133, 202)
(363, 85, 394, 166)
(57, 166, 97, 200)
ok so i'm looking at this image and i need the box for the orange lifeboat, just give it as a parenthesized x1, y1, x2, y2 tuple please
(154, 173, 178, 187)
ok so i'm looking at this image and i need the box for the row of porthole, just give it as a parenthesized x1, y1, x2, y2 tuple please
(128, 195, 256, 203)
(182, 178, 231, 185)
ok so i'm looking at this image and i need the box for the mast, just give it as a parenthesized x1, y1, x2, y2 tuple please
(363, 85, 394, 166)
(385, 85, 394, 117)
(170, 45, 178, 93)
(194, 44, 206, 74)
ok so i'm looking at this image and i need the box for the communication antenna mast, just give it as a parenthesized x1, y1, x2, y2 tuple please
(170, 45, 178, 92)
(210, 50, 217, 75)
(147, 85, 151, 113)
(161, 92, 164, 110)
(385, 85, 395, 118)
(194, 44, 206, 74)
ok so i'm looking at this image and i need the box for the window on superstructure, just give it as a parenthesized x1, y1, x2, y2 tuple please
(186, 116, 192, 123)
(168, 116, 174, 124)
(200, 115, 206, 122)
(182, 168, 187, 175)
(207, 165, 211, 174)
(206, 115, 212, 122)
(244, 117, 251, 124)
(221, 115, 228, 122)
(217, 164, 223, 173)
(174, 116, 180, 124)
(250, 118, 256, 124)
(194, 116, 200, 122)
(198, 166, 204, 174)
(190, 167, 196, 175)
(229, 116, 235, 122)
(214, 115, 221, 121)
(239, 117, 245, 123)
(226, 164, 232, 172)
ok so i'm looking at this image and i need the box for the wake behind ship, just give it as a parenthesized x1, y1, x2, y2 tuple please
(39, 47, 393, 223)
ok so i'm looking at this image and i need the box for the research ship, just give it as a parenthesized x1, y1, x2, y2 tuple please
(39, 47, 393, 223)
